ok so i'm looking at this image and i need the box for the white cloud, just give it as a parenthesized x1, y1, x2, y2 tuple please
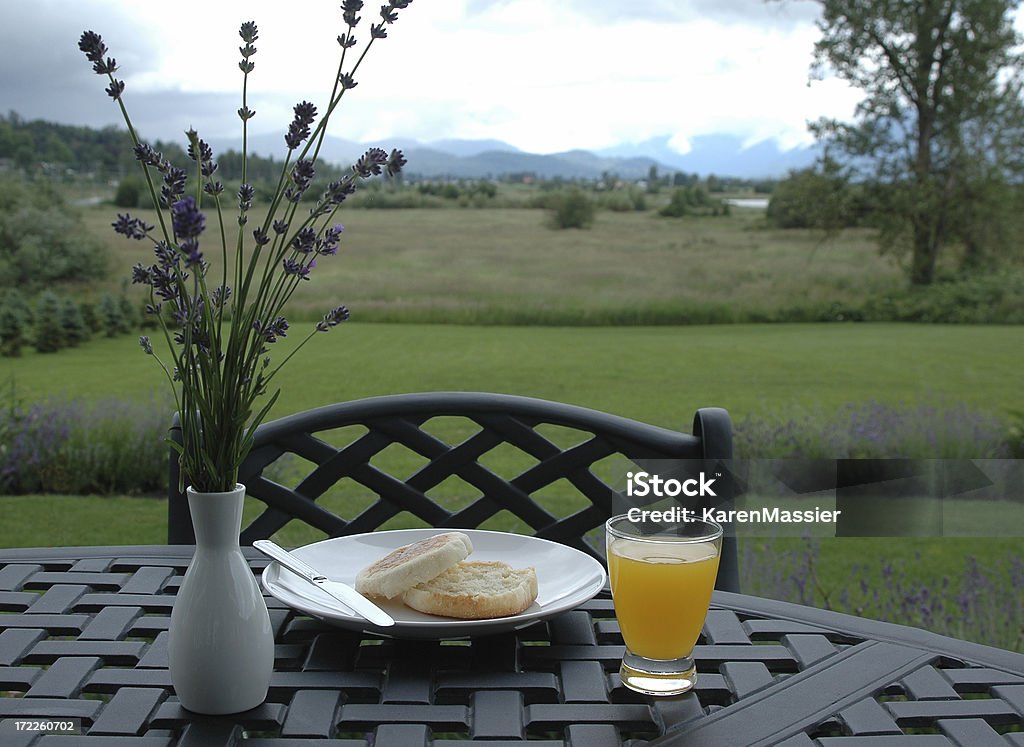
(7, 0, 862, 151)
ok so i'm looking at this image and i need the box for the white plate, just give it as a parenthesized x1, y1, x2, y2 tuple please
(260, 528, 607, 638)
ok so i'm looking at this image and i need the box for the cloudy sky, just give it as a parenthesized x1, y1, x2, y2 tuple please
(4, 0, 867, 155)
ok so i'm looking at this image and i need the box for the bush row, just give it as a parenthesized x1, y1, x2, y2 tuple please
(734, 400, 1017, 459)
(0, 396, 1017, 497)
(741, 539, 1024, 652)
(0, 393, 169, 495)
(0, 288, 139, 357)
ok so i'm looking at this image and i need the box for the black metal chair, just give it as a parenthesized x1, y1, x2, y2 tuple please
(168, 392, 739, 591)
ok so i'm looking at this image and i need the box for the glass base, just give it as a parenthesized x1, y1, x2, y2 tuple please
(619, 649, 696, 696)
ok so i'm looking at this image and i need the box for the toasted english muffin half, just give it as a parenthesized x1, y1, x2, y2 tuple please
(354, 531, 473, 599)
(401, 560, 538, 619)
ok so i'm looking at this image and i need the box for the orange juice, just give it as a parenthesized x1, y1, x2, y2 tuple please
(608, 539, 720, 659)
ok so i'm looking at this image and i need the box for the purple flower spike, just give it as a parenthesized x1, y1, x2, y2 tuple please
(171, 197, 206, 240)
(319, 224, 344, 255)
(238, 183, 255, 211)
(285, 101, 317, 149)
(282, 257, 313, 280)
(181, 238, 204, 267)
(78, 30, 118, 75)
(292, 227, 317, 254)
(113, 213, 153, 240)
(316, 304, 350, 331)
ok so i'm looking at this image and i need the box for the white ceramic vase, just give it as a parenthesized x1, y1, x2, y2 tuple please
(168, 483, 274, 714)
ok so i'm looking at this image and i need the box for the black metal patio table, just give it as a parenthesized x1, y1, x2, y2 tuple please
(1, 545, 1023, 747)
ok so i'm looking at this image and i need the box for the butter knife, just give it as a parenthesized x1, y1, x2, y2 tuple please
(252, 540, 395, 627)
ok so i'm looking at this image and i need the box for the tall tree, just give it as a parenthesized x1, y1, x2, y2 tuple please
(811, 0, 1024, 284)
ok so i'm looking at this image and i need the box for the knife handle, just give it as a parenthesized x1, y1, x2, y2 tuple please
(252, 540, 325, 582)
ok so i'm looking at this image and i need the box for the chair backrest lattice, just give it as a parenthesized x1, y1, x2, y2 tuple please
(168, 392, 739, 590)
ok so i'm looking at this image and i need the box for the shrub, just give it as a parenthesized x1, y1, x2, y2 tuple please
(766, 163, 863, 230)
(600, 192, 635, 213)
(548, 189, 595, 229)
(599, 188, 647, 213)
(659, 186, 728, 217)
(0, 176, 109, 292)
(862, 269, 1024, 324)
(33, 291, 65, 353)
(113, 177, 144, 208)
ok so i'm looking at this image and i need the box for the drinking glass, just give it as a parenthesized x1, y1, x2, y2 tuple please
(606, 513, 723, 696)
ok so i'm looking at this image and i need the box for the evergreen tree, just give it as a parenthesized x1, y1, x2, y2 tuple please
(33, 291, 65, 353)
(118, 290, 137, 334)
(0, 296, 27, 357)
(98, 293, 124, 338)
(60, 297, 90, 346)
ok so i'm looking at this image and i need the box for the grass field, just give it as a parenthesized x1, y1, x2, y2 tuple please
(5, 322, 1020, 425)
(79, 204, 906, 323)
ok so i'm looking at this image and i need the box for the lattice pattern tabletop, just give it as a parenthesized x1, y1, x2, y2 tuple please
(1, 546, 1023, 746)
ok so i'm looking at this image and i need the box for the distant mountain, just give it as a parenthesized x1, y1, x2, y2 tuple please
(205, 132, 819, 180)
(426, 138, 521, 157)
(598, 134, 820, 179)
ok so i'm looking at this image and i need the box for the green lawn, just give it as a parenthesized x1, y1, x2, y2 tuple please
(5, 322, 1021, 425)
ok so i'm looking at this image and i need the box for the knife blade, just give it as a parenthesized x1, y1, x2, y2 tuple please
(253, 539, 395, 627)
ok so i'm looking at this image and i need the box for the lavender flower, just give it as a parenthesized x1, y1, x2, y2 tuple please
(342, 0, 363, 27)
(133, 143, 164, 169)
(181, 239, 204, 268)
(387, 148, 407, 176)
(77, 31, 117, 75)
(316, 305, 351, 331)
(238, 183, 255, 211)
(113, 214, 153, 240)
(325, 179, 357, 206)
(272, 219, 289, 235)
(131, 263, 153, 285)
(161, 167, 187, 207)
(186, 132, 218, 177)
(139, 335, 154, 355)
(154, 241, 179, 269)
(354, 147, 388, 177)
(170, 197, 206, 240)
(292, 159, 315, 191)
(253, 316, 289, 343)
(105, 80, 126, 99)
(291, 227, 317, 254)
(319, 224, 344, 255)
(239, 21, 258, 44)
(282, 257, 314, 280)
(285, 102, 317, 149)
(211, 286, 232, 307)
